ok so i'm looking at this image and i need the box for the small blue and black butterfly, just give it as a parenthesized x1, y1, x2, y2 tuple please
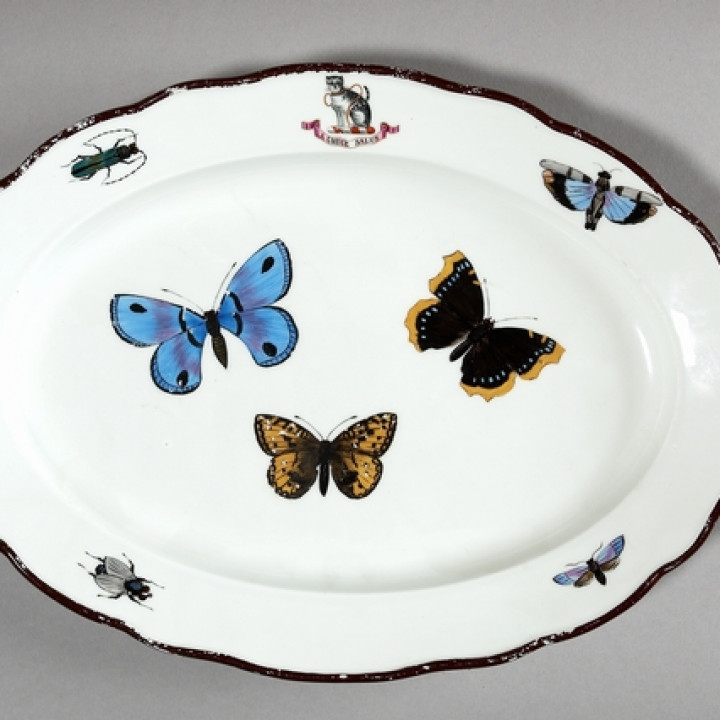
(540, 159, 662, 230)
(110, 239, 298, 394)
(553, 535, 625, 587)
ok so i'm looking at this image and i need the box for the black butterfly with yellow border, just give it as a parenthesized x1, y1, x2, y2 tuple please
(254, 413, 398, 499)
(405, 251, 564, 400)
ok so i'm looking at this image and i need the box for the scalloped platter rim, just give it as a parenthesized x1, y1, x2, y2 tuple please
(0, 63, 718, 681)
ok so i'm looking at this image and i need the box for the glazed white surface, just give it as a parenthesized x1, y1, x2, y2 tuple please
(1, 3, 720, 718)
(0, 69, 718, 676)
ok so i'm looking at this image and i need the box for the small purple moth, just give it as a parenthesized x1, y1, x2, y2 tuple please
(553, 536, 625, 587)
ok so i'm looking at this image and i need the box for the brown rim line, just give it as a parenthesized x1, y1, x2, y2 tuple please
(3, 62, 719, 263)
(4, 497, 720, 682)
(1, 62, 719, 682)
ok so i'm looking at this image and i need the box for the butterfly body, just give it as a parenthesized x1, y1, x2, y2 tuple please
(309, 438, 332, 496)
(254, 413, 398, 499)
(110, 239, 298, 394)
(584, 557, 609, 586)
(553, 535, 625, 587)
(448, 317, 495, 362)
(540, 159, 662, 230)
(203, 309, 229, 367)
(405, 251, 563, 400)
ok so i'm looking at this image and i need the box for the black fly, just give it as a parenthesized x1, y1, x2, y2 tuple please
(79, 552, 162, 608)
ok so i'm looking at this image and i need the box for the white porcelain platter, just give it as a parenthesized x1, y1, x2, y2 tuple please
(1, 64, 719, 680)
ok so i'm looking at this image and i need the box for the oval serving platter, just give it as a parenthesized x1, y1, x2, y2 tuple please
(0, 63, 719, 680)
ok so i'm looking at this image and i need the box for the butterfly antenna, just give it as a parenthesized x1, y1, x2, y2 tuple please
(160, 288, 204, 314)
(593, 161, 621, 175)
(566, 541, 603, 567)
(294, 415, 358, 439)
(495, 315, 538, 326)
(327, 415, 358, 437)
(214, 262, 238, 306)
(481, 277, 490, 317)
(293, 415, 324, 438)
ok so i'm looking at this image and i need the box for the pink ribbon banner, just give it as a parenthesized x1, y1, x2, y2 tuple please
(301, 119, 400, 148)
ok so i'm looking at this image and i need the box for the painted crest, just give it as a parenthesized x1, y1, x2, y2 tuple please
(302, 75, 399, 148)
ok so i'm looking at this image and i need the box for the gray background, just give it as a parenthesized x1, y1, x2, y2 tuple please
(1, 1, 720, 717)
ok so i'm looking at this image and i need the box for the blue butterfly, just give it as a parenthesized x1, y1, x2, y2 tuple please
(110, 239, 298, 394)
(553, 535, 625, 587)
(540, 160, 662, 230)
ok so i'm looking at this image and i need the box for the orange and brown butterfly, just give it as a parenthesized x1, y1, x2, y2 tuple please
(253, 413, 398, 499)
(404, 251, 564, 400)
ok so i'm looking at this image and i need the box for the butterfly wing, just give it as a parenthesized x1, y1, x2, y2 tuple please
(218, 305, 298, 367)
(254, 415, 321, 498)
(111, 295, 208, 394)
(217, 239, 298, 366)
(562, 178, 597, 211)
(460, 327, 564, 400)
(150, 326, 207, 393)
(540, 160, 596, 211)
(594, 535, 625, 572)
(222, 239, 293, 308)
(604, 187, 661, 225)
(328, 413, 398, 499)
(111, 295, 201, 345)
(405, 251, 485, 351)
(553, 564, 595, 587)
(405, 298, 469, 351)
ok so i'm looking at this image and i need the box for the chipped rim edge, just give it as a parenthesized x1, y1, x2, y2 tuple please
(1, 61, 719, 682)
